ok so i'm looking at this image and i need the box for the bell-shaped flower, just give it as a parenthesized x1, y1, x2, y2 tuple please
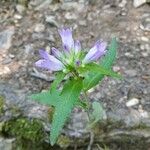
(58, 28, 74, 53)
(82, 40, 107, 64)
(35, 28, 107, 72)
(35, 50, 65, 71)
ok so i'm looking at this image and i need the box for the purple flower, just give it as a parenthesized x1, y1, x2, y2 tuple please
(82, 40, 107, 64)
(74, 40, 81, 55)
(58, 28, 74, 53)
(35, 50, 64, 71)
(35, 28, 107, 72)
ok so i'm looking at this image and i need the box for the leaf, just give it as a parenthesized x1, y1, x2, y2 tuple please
(30, 90, 60, 107)
(30, 72, 65, 106)
(75, 99, 88, 109)
(88, 102, 106, 128)
(50, 72, 65, 92)
(79, 63, 121, 78)
(83, 38, 118, 91)
(50, 78, 83, 145)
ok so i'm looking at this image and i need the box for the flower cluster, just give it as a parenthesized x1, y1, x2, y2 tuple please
(35, 28, 107, 72)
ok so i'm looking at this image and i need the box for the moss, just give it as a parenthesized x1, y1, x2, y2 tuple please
(47, 107, 55, 123)
(3, 118, 45, 143)
(0, 95, 4, 114)
(57, 135, 71, 148)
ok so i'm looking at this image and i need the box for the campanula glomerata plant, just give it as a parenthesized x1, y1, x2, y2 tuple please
(31, 28, 120, 145)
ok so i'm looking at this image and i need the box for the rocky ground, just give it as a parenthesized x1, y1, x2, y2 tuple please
(0, 0, 150, 150)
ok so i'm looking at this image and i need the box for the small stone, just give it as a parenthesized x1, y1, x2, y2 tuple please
(78, 20, 87, 26)
(0, 27, 15, 51)
(141, 36, 149, 42)
(140, 14, 150, 32)
(141, 52, 148, 57)
(124, 52, 134, 58)
(118, 0, 127, 8)
(2, 57, 12, 64)
(0, 137, 16, 150)
(16, 4, 26, 14)
(14, 14, 22, 20)
(133, 0, 146, 8)
(8, 54, 15, 58)
(113, 66, 120, 72)
(126, 98, 139, 107)
(35, 0, 53, 10)
(34, 23, 45, 33)
(125, 69, 137, 77)
(65, 12, 77, 20)
(61, 2, 84, 12)
(45, 16, 59, 27)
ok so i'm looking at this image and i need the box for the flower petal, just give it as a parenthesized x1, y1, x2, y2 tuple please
(39, 49, 50, 60)
(51, 47, 62, 59)
(74, 40, 81, 54)
(58, 28, 74, 52)
(36, 50, 65, 71)
(82, 41, 107, 64)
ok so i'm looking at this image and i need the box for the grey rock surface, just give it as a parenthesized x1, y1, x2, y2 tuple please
(0, 27, 14, 51)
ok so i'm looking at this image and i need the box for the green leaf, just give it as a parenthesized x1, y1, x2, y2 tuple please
(50, 78, 83, 145)
(30, 72, 65, 106)
(79, 63, 121, 78)
(30, 90, 60, 107)
(83, 38, 118, 91)
(88, 101, 106, 128)
(50, 72, 65, 92)
(75, 99, 88, 109)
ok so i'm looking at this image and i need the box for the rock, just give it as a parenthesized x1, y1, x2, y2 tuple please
(0, 27, 15, 51)
(133, 0, 146, 8)
(125, 69, 137, 77)
(126, 98, 139, 107)
(0, 81, 150, 149)
(65, 12, 78, 20)
(141, 36, 149, 42)
(2, 57, 12, 65)
(140, 14, 150, 32)
(0, 137, 16, 150)
(78, 20, 87, 26)
(16, 4, 26, 14)
(61, 2, 85, 12)
(34, 23, 45, 33)
(14, 14, 22, 20)
(35, 0, 53, 10)
(118, 0, 127, 8)
(29, 0, 44, 6)
(45, 16, 59, 27)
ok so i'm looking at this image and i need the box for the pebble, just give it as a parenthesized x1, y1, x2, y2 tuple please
(141, 52, 148, 57)
(113, 66, 121, 72)
(34, 23, 45, 33)
(2, 57, 12, 64)
(45, 16, 59, 27)
(78, 20, 87, 26)
(125, 69, 137, 77)
(124, 52, 134, 58)
(0, 137, 16, 150)
(141, 36, 149, 42)
(133, 0, 147, 8)
(126, 98, 139, 107)
(14, 14, 22, 20)
(65, 12, 78, 20)
(0, 27, 15, 51)
(118, 0, 127, 8)
(140, 14, 150, 32)
(35, 0, 53, 10)
(16, 4, 26, 14)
